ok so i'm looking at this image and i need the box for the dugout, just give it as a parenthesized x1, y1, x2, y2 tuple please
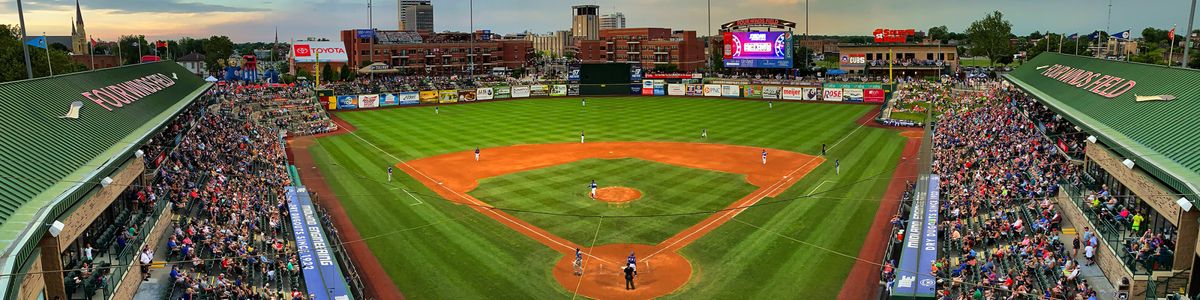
(579, 63, 633, 95)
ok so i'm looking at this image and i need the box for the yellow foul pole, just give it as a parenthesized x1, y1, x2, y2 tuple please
(888, 47, 894, 83)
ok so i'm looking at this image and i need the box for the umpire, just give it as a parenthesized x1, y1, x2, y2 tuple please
(623, 263, 637, 290)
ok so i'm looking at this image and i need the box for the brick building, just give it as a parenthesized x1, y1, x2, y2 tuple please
(339, 30, 534, 75)
(576, 28, 705, 71)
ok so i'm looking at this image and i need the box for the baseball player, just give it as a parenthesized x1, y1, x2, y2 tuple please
(435, 107, 440, 115)
(573, 248, 584, 276)
(761, 149, 768, 165)
(474, 147, 481, 161)
(582, 98, 587, 107)
(822, 143, 827, 156)
(768, 100, 774, 109)
(626, 252, 637, 272)
(387, 166, 393, 182)
(580, 131, 586, 144)
(590, 180, 598, 198)
(701, 128, 708, 139)
(835, 159, 841, 175)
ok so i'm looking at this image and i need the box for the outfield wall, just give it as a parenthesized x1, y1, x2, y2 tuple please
(319, 82, 888, 111)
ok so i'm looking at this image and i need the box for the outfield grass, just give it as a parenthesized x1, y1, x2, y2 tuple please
(306, 97, 908, 298)
(472, 158, 759, 246)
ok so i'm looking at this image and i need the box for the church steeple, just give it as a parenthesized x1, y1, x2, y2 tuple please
(71, 0, 87, 54)
(71, 18, 76, 36)
(75, 0, 84, 26)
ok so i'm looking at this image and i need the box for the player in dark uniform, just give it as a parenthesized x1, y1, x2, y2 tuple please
(590, 180, 598, 198)
(387, 166, 393, 182)
(474, 147, 481, 161)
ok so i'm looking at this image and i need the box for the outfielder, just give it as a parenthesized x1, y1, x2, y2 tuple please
(761, 149, 768, 165)
(387, 166, 393, 182)
(835, 159, 841, 175)
(582, 98, 587, 107)
(701, 128, 708, 139)
(474, 147, 480, 161)
(580, 131, 586, 144)
(768, 100, 774, 109)
(435, 107, 440, 115)
(590, 180, 598, 198)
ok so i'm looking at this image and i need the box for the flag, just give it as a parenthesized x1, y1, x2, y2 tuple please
(89, 37, 97, 48)
(156, 40, 167, 48)
(1068, 33, 1079, 39)
(1111, 30, 1131, 40)
(1170, 26, 1177, 41)
(25, 36, 47, 49)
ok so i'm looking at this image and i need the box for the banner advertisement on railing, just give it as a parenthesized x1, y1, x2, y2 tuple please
(357, 94, 380, 108)
(667, 84, 686, 96)
(398, 92, 420, 105)
(551, 84, 568, 97)
(512, 86, 531, 98)
(703, 84, 722, 97)
(743, 85, 763, 98)
(459, 89, 477, 102)
(494, 86, 512, 99)
(439, 90, 459, 103)
(721, 85, 740, 97)
(780, 87, 803, 100)
(843, 89, 864, 102)
(380, 93, 399, 106)
(824, 82, 884, 90)
(686, 84, 703, 96)
(568, 84, 580, 96)
(823, 88, 844, 102)
(419, 91, 438, 103)
(286, 187, 351, 300)
(530, 85, 548, 97)
(653, 82, 666, 96)
(864, 89, 886, 103)
(892, 175, 939, 299)
(762, 86, 781, 99)
(803, 88, 820, 101)
(476, 87, 494, 100)
(336, 95, 358, 109)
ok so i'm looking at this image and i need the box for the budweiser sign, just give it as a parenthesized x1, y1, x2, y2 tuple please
(1039, 64, 1136, 98)
(81, 73, 177, 112)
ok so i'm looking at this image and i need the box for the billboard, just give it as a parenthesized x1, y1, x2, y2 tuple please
(762, 86, 781, 99)
(356, 29, 376, 39)
(292, 42, 349, 63)
(667, 84, 686, 96)
(653, 83, 666, 96)
(780, 87, 804, 100)
(477, 87, 494, 100)
(512, 86, 531, 98)
(723, 31, 793, 68)
(551, 84, 568, 97)
(530, 85, 548, 96)
(685, 84, 703, 96)
(844, 89, 864, 102)
(743, 85, 763, 98)
(823, 88, 844, 102)
(358, 94, 380, 108)
(568, 67, 581, 81)
(864, 89, 886, 103)
(439, 90, 459, 103)
(873, 28, 916, 43)
(840, 53, 866, 67)
(803, 88, 820, 101)
(336, 95, 357, 109)
(721, 85, 740, 97)
(419, 91, 439, 103)
(703, 84, 722, 97)
(380, 93, 399, 106)
(459, 89, 477, 102)
(642, 80, 655, 95)
(494, 86, 512, 99)
(630, 65, 643, 81)
(398, 92, 420, 105)
(568, 84, 580, 96)
(892, 175, 939, 299)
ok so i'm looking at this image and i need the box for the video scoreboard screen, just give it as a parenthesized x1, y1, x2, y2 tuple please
(723, 31, 793, 68)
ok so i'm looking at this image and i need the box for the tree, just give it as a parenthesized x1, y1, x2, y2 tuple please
(202, 35, 234, 74)
(117, 35, 149, 65)
(1028, 31, 1044, 40)
(928, 25, 950, 42)
(339, 64, 352, 81)
(966, 11, 1015, 66)
(321, 63, 335, 83)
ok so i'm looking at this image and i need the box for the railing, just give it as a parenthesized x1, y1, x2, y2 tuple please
(312, 199, 369, 300)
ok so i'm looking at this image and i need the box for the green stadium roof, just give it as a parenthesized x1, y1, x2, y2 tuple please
(1003, 52, 1200, 202)
(0, 62, 210, 285)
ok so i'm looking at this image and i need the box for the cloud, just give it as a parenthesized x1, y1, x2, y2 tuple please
(20, 0, 265, 14)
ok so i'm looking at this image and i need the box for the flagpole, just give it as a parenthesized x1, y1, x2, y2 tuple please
(1058, 33, 1063, 52)
(17, 0, 34, 79)
(43, 32, 52, 76)
(1169, 25, 1178, 67)
(1185, 0, 1197, 68)
(89, 35, 95, 69)
(1075, 35, 1080, 55)
(117, 41, 123, 66)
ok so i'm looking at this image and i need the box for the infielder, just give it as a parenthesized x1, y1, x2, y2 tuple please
(821, 143, 827, 156)
(701, 128, 708, 139)
(580, 131, 586, 144)
(835, 159, 841, 175)
(573, 248, 584, 276)
(761, 149, 768, 165)
(590, 180, 598, 198)
(387, 166, 393, 182)
(474, 147, 481, 161)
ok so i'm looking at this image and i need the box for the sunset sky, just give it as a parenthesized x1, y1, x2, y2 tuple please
(0, 0, 1192, 42)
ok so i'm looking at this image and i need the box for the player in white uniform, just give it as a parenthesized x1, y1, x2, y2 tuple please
(474, 147, 480, 161)
(761, 149, 768, 165)
(387, 166, 393, 182)
(590, 180, 598, 198)
(580, 131, 586, 143)
(701, 128, 708, 139)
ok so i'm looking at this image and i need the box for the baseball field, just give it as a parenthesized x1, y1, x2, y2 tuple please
(289, 96, 920, 299)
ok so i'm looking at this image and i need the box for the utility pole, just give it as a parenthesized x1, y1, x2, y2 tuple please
(17, 0, 33, 79)
(1185, 0, 1197, 68)
(805, 0, 809, 77)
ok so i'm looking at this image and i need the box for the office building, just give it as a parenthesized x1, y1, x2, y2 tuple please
(399, 0, 434, 32)
(571, 5, 600, 40)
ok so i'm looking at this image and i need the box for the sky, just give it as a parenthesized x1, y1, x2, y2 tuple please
(0, 0, 1194, 42)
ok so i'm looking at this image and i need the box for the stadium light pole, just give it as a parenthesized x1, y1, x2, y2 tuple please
(17, 0, 34, 79)
(1185, 0, 1197, 68)
(470, 0, 475, 79)
(368, 0, 375, 80)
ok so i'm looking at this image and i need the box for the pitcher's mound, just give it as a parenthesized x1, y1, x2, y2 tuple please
(594, 187, 642, 203)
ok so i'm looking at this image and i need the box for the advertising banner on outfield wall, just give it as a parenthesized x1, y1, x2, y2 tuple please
(568, 84, 580, 96)
(703, 84, 721, 97)
(667, 84, 686, 96)
(843, 89, 864, 102)
(743, 85, 763, 98)
(631, 84, 642, 95)
(686, 84, 703, 96)
(494, 86, 512, 99)
(380, 93, 399, 106)
(399, 92, 420, 105)
(721, 85, 740, 97)
(327, 99, 337, 110)
(459, 89, 477, 102)
(336, 95, 358, 109)
(823, 88, 844, 102)
(762, 86, 782, 99)
(530, 85, 548, 97)
(642, 80, 655, 96)
(864, 89, 886, 103)
(419, 91, 439, 103)
(439, 90, 459, 103)
(803, 88, 820, 101)
(476, 87, 494, 100)
(780, 87, 804, 100)
(358, 94, 380, 108)
(824, 82, 884, 90)
(551, 84, 568, 97)
(653, 83, 666, 96)
(512, 86, 531, 98)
